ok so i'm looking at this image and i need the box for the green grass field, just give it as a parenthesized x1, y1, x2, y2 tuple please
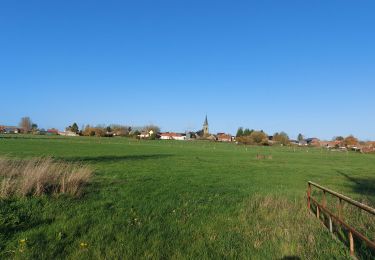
(0, 135, 374, 259)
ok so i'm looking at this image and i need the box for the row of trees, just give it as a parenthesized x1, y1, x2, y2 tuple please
(236, 128, 269, 145)
(333, 135, 359, 147)
(236, 127, 291, 146)
(78, 124, 134, 137)
(67, 123, 161, 138)
(16, 117, 161, 139)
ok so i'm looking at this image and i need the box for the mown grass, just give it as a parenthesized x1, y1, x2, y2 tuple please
(0, 135, 374, 259)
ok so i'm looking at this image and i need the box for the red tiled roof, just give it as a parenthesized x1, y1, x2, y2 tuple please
(217, 133, 231, 140)
(160, 132, 182, 137)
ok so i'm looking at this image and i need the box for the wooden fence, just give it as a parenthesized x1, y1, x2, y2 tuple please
(307, 181, 375, 257)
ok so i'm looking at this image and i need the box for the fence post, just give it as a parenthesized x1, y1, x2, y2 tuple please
(322, 190, 327, 208)
(349, 231, 354, 256)
(329, 216, 333, 233)
(307, 183, 311, 210)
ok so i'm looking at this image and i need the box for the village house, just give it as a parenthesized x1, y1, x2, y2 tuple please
(139, 130, 154, 139)
(289, 139, 299, 145)
(47, 129, 59, 135)
(305, 138, 320, 146)
(58, 130, 79, 137)
(216, 133, 232, 142)
(320, 140, 345, 149)
(0, 126, 20, 134)
(159, 132, 186, 141)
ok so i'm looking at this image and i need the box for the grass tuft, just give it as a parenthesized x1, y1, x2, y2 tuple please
(0, 157, 92, 198)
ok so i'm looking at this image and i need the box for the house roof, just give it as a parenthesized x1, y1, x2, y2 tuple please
(160, 132, 182, 137)
(217, 133, 231, 139)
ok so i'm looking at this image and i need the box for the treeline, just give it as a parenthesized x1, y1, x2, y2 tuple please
(80, 125, 132, 137)
(8, 116, 162, 139)
(73, 124, 160, 138)
(236, 127, 289, 146)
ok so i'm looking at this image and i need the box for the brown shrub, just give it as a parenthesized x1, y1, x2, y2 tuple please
(0, 157, 92, 198)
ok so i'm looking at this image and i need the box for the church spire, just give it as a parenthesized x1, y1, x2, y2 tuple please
(203, 115, 209, 136)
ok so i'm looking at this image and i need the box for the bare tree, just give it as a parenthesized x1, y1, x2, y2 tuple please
(19, 117, 32, 133)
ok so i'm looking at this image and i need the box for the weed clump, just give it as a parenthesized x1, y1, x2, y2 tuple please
(0, 157, 92, 198)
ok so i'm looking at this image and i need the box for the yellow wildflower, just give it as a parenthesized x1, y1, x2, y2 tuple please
(80, 242, 88, 248)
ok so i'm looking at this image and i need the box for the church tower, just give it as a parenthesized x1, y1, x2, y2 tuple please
(203, 115, 209, 136)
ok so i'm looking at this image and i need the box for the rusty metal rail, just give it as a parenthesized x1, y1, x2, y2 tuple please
(307, 181, 375, 257)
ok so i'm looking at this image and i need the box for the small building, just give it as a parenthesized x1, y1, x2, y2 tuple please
(47, 129, 59, 135)
(1, 126, 20, 134)
(139, 131, 150, 139)
(160, 132, 186, 141)
(305, 138, 320, 146)
(289, 139, 299, 145)
(217, 133, 232, 142)
(139, 130, 155, 139)
(58, 131, 79, 137)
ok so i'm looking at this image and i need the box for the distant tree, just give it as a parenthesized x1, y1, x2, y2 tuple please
(344, 135, 358, 147)
(106, 126, 112, 133)
(71, 123, 79, 133)
(110, 125, 131, 136)
(236, 127, 244, 137)
(94, 127, 106, 137)
(30, 123, 38, 134)
(297, 133, 304, 141)
(274, 132, 290, 145)
(144, 125, 161, 134)
(149, 132, 157, 140)
(82, 125, 95, 136)
(243, 128, 252, 136)
(334, 136, 344, 141)
(250, 131, 268, 145)
(19, 117, 32, 133)
(236, 130, 268, 145)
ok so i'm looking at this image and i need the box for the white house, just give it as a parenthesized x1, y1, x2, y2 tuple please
(160, 132, 186, 141)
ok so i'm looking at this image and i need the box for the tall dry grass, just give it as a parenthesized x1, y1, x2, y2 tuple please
(0, 157, 92, 198)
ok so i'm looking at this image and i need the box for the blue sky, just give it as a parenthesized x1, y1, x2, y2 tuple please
(1, 1, 374, 140)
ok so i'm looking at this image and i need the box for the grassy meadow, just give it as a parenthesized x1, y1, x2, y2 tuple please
(0, 135, 374, 259)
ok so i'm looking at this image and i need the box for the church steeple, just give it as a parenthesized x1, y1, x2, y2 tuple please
(204, 115, 208, 126)
(203, 115, 209, 136)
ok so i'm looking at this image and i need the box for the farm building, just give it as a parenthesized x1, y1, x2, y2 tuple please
(47, 129, 59, 135)
(0, 126, 20, 134)
(58, 131, 79, 137)
(160, 132, 186, 141)
(305, 138, 320, 146)
(216, 133, 232, 142)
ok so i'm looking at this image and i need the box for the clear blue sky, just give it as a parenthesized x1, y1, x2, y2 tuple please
(1, 1, 374, 140)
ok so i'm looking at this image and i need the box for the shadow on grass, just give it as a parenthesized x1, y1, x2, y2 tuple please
(64, 154, 174, 164)
(336, 170, 375, 203)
